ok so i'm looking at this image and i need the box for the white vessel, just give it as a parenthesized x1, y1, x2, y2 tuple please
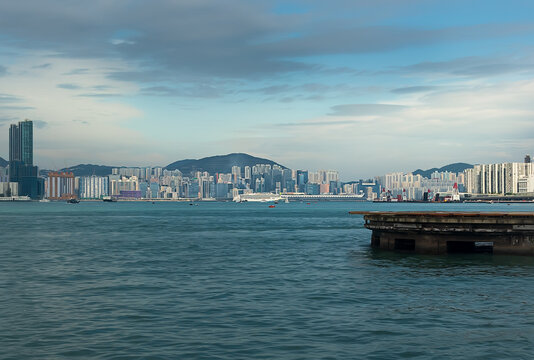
(0, 196, 32, 202)
(233, 193, 282, 203)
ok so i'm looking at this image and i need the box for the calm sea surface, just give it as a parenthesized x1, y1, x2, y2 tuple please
(1, 201, 533, 359)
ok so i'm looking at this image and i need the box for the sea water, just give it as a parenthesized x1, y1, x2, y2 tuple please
(1, 201, 533, 359)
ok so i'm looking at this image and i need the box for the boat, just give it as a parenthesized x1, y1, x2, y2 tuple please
(0, 196, 31, 202)
(39, 198, 50, 203)
(102, 196, 117, 202)
(233, 193, 282, 203)
(67, 198, 80, 204)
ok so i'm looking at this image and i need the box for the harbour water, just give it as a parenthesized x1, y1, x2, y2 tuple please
(1, 201, 533, 359)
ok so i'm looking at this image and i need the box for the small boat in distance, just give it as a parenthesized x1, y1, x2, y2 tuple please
(102, 196, 117, 202)
(67, 198, 80, 204)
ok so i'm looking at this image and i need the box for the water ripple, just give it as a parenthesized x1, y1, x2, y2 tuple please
(1, 201, 533, 359)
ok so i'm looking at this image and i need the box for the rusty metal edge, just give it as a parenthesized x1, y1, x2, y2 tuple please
(348, 211, 534, 217)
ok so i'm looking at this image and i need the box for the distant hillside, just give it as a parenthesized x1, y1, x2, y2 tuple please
(165, 153, 286, 174)
(41, 164, 116, 177)
(413, 163, 473, 178)
(0, 156, 7, 167)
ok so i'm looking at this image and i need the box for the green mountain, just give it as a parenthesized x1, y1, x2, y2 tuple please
(413, 163, 473, 178)
(0, 156, 7, 167)
(41, 164, 116, 177)
(165, 153, 286, 175)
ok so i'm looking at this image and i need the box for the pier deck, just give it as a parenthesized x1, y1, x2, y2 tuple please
(350, 211, 534, 256)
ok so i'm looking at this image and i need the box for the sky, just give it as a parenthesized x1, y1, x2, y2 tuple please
(0, 0, 533, 180)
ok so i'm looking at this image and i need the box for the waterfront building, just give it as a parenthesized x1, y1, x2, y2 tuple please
(518, 175, 534, 193)
(199, 176, 213, 199)
(46, 172, 76, 199)
(118, 176, 139, 192)
(8, 119, 44, 199)
(108, 174, 120, 195)
(149, 180, 159, 198)
(464, 162, 533, 195)
(305, 183, 320, 195)
(188, 182, 200, 198)
(108, 174, 140, 196)
(139, 181, 149, 198)
(0, 182, 18, 197)
(78, 176, 109, 199)
(382, 171, 461, 201)
(216, 183, 230, 199)
(118, 190, 142, 199)
(296, 170, 308, 192)
(319, 183, 330, 194)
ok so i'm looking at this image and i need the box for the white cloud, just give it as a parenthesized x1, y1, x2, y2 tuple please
(232, 77, 534, 179)
(0, 50, 148, 168)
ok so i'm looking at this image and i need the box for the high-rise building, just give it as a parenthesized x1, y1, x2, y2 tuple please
(8, 119, 43, 199)
(464, 162, 534, 195)
(9, 125, 21, 167)
(526, 155, 531, 164)
(19, 120, 33, 165)
(231, 166, 241, 184)
(79, 176, 109, 199)
(46, 172, 76, 200)
(9, 119, 33, 167)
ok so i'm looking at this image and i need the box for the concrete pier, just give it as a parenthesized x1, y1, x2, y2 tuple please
(350, 211, 534, 256)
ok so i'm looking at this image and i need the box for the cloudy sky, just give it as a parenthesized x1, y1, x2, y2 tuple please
(1, 0, 533, 179)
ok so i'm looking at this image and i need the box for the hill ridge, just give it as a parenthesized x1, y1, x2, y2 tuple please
(37, 153, 286, 177)
(40, 164, 117, 177)
(413, 162, 473, 178)
(165, 153, 286, 174)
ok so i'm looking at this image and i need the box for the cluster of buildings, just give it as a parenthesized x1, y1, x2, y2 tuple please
(378, 155, 533, 201)
(377, 171, 465, 201)
(44, 166, 351, 200)
(0, 119, 533, 201)
(0, 120, 44, 199)
(464, 158, 534, 195)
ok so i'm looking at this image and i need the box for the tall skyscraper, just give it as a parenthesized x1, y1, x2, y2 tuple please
(9, 124, 21, 166)
(8, 119, 43, 199)
(20, 120, 33, 165)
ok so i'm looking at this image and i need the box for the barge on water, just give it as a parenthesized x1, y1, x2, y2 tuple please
(350, 211, 534, 256)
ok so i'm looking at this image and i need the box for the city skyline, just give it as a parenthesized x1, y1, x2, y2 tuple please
(1, 119, 532, 200)
(0, 123, 530, 182)
(1, 1, 534, 178)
